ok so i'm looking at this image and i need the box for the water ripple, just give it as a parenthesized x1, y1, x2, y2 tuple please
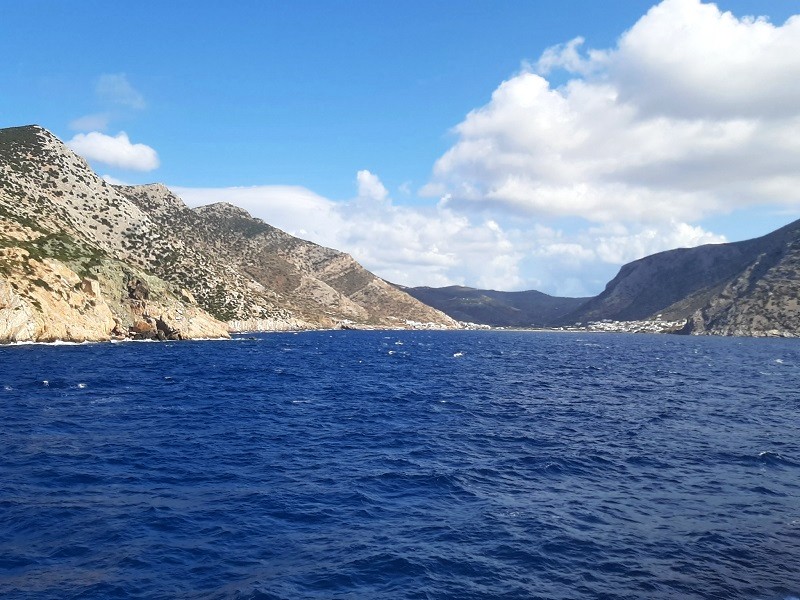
(1, 331, 798, 599)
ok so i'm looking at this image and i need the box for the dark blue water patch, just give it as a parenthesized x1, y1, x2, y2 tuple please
(1, 331, 799, 599)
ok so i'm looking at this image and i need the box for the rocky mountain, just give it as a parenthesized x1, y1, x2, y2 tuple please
(561, 219, 800, 336)
(117, 184, 455, 331)
(0, 125, 455, 342)
(400, 285, 589, 327)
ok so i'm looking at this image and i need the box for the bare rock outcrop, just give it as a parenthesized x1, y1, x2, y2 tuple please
(0, 218, 229, 343)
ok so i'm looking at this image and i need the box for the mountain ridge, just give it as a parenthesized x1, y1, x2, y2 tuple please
(399, 284, 589, 327)
(0, 125, 456, 342)
(561, 218, 800, 335)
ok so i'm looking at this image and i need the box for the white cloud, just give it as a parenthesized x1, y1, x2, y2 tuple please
(425, 0, 800, 225)
(587, 221, 725, 265)
(535, 37, 602, 76)
(96, 73, 146, 110)
(611, 0, 800, 119)
(356, 170, 389, 201)
(172, 174, 527, 290)
(68, 74, 147, 137)
(101, 174, 131, 186)
(67, 131, 159, 171)
(520, 220, 726, 295)
(171, 184, 341, 245)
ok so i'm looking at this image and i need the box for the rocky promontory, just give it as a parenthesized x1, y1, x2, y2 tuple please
(0, 216, 228, 343)
(0, 125, 456, 342)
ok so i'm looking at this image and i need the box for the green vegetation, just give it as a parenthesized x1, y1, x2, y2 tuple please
(203, 282, 238, 321)
(0, 202, 46, 234)
(0, 126, 46, 176)
(0, 230, 106, 279)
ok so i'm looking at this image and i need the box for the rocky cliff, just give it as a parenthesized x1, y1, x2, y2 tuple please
(0, 125, 455, 342)
(678, 223, 800, 336)
(0, 126, 230, 342)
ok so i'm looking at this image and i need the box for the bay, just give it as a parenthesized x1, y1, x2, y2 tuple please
(1, 331, 798, 599)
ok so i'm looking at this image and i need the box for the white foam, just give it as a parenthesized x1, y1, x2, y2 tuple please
(5, 339, 96, 347)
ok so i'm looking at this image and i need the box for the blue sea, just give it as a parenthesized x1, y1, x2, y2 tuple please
(1, 330, 799, 599)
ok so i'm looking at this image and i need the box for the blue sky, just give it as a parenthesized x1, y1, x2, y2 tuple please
(3, 1, 800, 295)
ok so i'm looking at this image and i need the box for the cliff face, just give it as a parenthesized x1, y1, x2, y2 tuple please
(680, 228, 800, 336)
(0, 126, 230, 342)
(0, 216, 227, 343)
(0, 125, 455, 342)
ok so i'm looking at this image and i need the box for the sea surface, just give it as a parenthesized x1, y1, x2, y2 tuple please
(1, 330, 799, 599)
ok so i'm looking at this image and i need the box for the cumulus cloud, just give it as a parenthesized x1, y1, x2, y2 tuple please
(173, 1, 797, 295)
(520, 220, 726, 295)
(424, 0, 800, 225)
(611, 0, 800, 119)
(535, 37, 602, 76)
(356, 170, 389, 201)
(67, 131, 159, 171)
(582, 221, 725, 265)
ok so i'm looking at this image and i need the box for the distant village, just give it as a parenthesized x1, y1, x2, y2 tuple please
(460, 317, 687, 334)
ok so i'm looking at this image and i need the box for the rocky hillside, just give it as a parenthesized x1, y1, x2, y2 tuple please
(400, 285, 588, 327)
(0, 125, 455, 342)
(117, 184, 456, 331)
(561, 219, 800, 336)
